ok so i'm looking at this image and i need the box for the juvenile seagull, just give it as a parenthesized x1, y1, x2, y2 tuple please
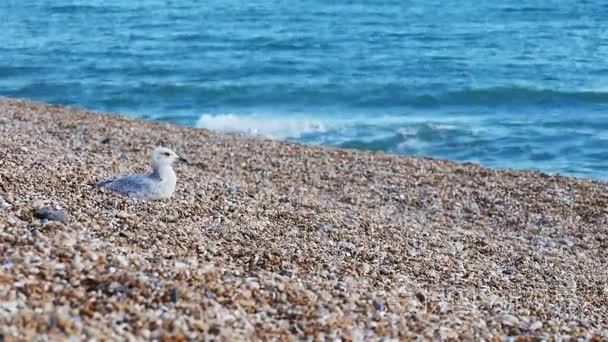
(97, 147, 188, 200)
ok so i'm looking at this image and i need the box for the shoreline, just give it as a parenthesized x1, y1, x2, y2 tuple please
(0, 97, 607, 339)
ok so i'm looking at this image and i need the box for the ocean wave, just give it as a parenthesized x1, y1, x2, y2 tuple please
(47, 4, 110, 14)
(437, 87, 608, 106)
(17, 79, 608, 110)
(0, 66, 46, 78)
(195, 113, 481, 147)
(126, 83, 608, 108)
(357, 86, 608, 107)
(196, 113, 331, 139)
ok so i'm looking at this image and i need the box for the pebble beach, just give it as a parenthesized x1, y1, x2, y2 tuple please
(0, 97, 607, 340)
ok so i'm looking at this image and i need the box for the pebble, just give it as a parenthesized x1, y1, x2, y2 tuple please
(439, 327, 458, 339)
(501, 314, 520, 327)
(315, 222, 333, 233)
(116, 211, 131, 219)
(372, 299, 383, 311)
(0, 194, 10, 209)
(319, 291, 332, 302)
(174, 261, 189, 271)
(528, 321, 543, 331)
(32, 200, 46, 210)
(502, 265, 517, 275)
(34, 206, 67, 223)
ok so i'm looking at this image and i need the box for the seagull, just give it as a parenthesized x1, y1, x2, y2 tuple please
(96, 147, 188, 200)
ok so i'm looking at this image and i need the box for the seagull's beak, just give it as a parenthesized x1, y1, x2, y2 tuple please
(178, 156, 189, 164)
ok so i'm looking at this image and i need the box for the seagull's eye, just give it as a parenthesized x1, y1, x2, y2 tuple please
(163, 152, 171, 157)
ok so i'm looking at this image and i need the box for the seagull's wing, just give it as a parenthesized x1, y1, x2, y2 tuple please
(98, 173, 156, 198)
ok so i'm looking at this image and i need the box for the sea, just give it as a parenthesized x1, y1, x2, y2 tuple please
(2, 1, 608, 179)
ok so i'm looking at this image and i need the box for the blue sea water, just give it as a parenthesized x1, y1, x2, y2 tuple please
(2, 1, 608, 178)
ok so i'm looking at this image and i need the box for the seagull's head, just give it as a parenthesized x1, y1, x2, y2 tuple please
(152, 146, 188, 167)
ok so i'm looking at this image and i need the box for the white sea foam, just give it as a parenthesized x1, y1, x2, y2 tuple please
(195, 112, 482, 148)
(196, 113, 333, 139)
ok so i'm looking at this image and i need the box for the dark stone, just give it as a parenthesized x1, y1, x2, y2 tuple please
(279, 269, 293, 277)
(169, 287, 179, 303)
(34, 207, 67, 223)
(502, 265, 517, 275)
(372, 298, 384, 311)
(315, 222, 334, 233)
